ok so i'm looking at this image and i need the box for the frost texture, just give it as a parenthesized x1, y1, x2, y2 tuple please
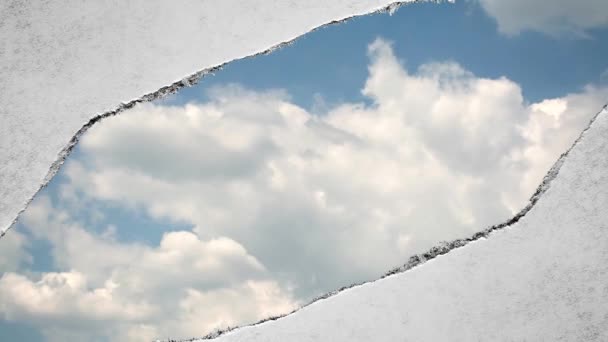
(187, 105, 608, 341)
(0, 0, 416, 238)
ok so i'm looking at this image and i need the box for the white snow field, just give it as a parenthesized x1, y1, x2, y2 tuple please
(0, 0, 413, 238)
(197, 105, 608, 341)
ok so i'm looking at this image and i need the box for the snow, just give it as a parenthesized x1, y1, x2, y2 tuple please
(199, 105, 608, 341)
(0, 0, 410, 237)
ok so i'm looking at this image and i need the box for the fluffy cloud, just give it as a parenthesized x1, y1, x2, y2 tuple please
(0, 197, 298, 341)
(66, 38, 607, 297)
(477, 0, 608, 36)
(0, 270, 297, 342)
(171, 280, 299, 338)
(3, 38, 606, 341)
(517, 86, 608, 202)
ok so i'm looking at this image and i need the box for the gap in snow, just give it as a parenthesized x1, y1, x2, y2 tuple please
(2, 1, 608, 341)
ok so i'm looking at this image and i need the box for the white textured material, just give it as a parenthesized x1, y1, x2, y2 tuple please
(0, 0, 403, 236)
(202, 106, 608, 341)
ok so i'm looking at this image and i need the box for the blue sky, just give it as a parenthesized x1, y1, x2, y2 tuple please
(165, 0, 608, 109)
(2, 1, 608, 341)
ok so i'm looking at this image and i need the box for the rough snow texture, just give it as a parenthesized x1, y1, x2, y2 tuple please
(0, 0, 413, 237)
(192, 105, 608, 341)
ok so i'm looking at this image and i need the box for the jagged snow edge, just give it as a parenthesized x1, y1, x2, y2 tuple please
(0, 0, 449, 240)
(174, 102, 608, 342)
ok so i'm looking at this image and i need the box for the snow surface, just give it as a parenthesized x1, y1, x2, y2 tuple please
(198, 105, 608, 341)
(0, 0, 410, 237)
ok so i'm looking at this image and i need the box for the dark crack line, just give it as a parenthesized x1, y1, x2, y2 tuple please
(0, 0, 442, 241)
(165, 101, 608, 342)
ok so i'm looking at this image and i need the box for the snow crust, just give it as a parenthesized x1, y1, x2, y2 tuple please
(200, 105, 608, 341)
(0, 0, 406, 237)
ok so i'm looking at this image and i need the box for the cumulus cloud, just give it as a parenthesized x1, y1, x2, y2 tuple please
(65, 38, 608, 297)
(477, 0, 608, 36)
(4, 38, 606, 340)
(0, 196, 299, 341)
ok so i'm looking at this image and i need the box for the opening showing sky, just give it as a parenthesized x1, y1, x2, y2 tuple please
(1, 1, 608, 341)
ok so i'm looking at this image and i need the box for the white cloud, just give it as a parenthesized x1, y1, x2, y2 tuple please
(0, 271, 154, 322)
(0, 270, 297, 342)
(170, 280, 299, 338)
(65, 38, 608, 297)
(0, 196, 299, 341)
(5, 38, 607, 340)
(517, 86, 608, 203)
(477, 0, 608, 36)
